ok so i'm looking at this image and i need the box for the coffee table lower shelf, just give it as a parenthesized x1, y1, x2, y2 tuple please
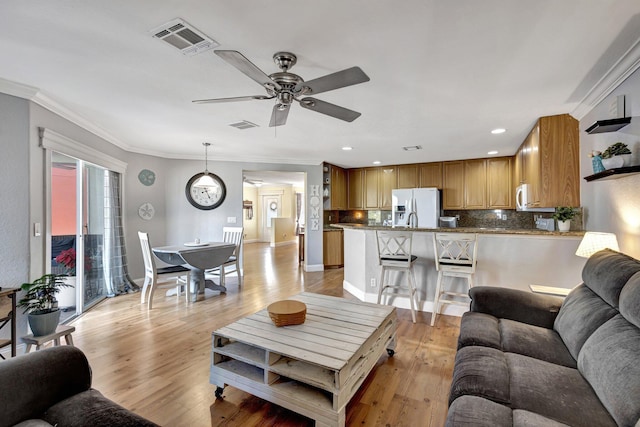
(210, 292, 397, 427)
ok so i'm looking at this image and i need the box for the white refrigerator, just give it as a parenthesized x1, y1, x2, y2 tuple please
(391, 187, 441, 228)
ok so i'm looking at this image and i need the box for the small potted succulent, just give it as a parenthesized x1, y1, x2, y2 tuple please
(18, 274, 71, 336)
(553, 207, 577, 232)
(600, 142, 632, 169)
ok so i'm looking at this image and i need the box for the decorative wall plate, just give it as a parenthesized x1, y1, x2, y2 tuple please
(138, 169, 156, 186)
(138, 202, 155, 220)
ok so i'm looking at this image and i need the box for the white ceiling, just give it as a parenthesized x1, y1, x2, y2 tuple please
(2, 1, 640, 170)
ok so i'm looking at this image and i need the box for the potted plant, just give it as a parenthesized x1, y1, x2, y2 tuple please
(600, 142, 632, 169)
(553, 207, 577, 232)
(18, 274, 71, 336)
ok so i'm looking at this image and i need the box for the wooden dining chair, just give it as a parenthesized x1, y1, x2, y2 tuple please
(205, 227, 244, 287)
(138, 231, 189, 309)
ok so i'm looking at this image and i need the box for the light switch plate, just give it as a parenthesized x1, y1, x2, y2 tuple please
(227, 217, 236, 223)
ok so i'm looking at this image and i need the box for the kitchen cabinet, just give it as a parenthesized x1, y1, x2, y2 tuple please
(487, 157, 513, 208)
(443, 161, 465, 209)
(323, 163, 347, 210)
(464, 159, 487, 209)
(516, 114, 580, 208)
(323, 230, 344, 267)
(347, 168, 363, 209)
(363, 167, 396, 209)
(419, 162, 443, 189)
(397, 164, 419, 189)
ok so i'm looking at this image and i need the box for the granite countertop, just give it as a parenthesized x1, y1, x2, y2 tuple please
(323, 227, 343, 232)
(330, 223, 585, 237)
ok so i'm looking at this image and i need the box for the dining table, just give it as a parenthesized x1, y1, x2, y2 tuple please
(152, 242, 236, 302)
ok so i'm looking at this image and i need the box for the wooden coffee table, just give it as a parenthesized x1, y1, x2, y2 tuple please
(210, 292, 397, 426)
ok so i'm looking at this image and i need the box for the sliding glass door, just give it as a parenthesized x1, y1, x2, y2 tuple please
(51, 153, 107, 321)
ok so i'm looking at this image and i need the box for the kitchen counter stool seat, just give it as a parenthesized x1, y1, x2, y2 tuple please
(431, 232, 478, 326)
(376, 230, 418, 323)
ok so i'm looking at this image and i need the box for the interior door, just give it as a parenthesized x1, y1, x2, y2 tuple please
(261, 195, 281, 242)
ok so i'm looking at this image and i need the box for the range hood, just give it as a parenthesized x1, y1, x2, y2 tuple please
(585, 117, 632, 134)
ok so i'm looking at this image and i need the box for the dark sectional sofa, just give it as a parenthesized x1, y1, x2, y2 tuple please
(0, 346, 158, 427)
(445, 249, 640, 426)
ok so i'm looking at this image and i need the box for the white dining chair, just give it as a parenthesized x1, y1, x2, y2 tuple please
(205, 227, 244, 287)
(138, 231, 189, 309)
(431, 232, 478, 326)
(376, 230, 419, 323)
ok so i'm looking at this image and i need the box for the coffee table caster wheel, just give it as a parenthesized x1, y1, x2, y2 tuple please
(387, 349, 395, 357)
(215, 387, 224, 399)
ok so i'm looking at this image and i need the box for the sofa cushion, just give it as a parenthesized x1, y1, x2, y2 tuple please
(619, 271, 640, 328)
(554, 284, 618, 360)
(12, 421, 53, 427)
(449, 346, 510, 405)
(578, 314, 640, 427)
(459, 313, 576, 368)
(42, 389, 158, 427)
(499, 319, 575, 368)
(512, 410, 571, 426)
(507, 353, 616, 427)
(446, 395, 512, 426)
(581, 249, 640, 308)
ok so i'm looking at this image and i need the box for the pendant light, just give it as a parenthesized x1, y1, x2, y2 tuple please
(193, 142, 218, 188)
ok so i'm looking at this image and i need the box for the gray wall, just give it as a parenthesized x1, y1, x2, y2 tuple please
(0, 94, 30, 340)
(580, 67, 640, 258)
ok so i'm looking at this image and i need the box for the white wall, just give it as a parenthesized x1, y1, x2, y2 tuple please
(580, 67, 640, 259)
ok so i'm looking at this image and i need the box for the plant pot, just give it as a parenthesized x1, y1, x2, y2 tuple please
(28, 310, 61, 336)
(601, 156, 624, 169)
(557, 220, 571, 232)
(58, 276, 76, 309)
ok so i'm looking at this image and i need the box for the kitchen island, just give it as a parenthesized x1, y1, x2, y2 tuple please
(333, 224, 585, 318)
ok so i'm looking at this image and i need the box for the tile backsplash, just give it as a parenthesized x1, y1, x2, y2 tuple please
(325, 208, 583, 231)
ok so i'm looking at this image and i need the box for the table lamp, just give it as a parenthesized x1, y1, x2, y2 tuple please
(575, 232, 619, 258)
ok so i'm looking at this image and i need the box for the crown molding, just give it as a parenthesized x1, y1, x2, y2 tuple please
(0, 77, 39, 99)
(571, 36, 640, 120)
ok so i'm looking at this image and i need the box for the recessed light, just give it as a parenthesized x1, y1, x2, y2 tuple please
(491, 128, 506, 134)
(373, 161, 381, 165)
(342, 146, 353, 151)
(488, 150, 499, 155)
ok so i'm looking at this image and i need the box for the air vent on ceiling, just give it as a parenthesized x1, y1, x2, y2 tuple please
(229, 120, 259, 130)
(151, 18, 219, 56)
(402, 145, 423, 151)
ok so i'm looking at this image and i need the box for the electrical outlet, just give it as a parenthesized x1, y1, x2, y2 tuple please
(502, 214, 507, 220)
(227, 216, 236, 223)
(370, 278, 376, 288)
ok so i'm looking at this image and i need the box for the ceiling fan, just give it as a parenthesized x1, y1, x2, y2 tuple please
(193, 50, 370, 127)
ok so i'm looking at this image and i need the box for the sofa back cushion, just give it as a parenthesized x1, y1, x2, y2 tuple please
(578, 314, 640, 426)
(554, 249, 640, 360)
(0, 346, 91, 427)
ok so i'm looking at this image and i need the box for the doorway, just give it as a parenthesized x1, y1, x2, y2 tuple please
(261, 194, 282, 242)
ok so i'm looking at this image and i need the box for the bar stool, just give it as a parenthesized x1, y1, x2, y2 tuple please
(431, 232, 478, 326)
(376, 230, 418, 323)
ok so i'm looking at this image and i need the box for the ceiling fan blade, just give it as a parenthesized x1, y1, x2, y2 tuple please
(192, 95, 272, 104)
(269, 104, 290, 127)
(215, 50, 282, 91)
(302, 67, 370, 95)
(299, 97, 361, 122)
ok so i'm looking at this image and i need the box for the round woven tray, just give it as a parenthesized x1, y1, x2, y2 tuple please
(267, 300, 307, 327)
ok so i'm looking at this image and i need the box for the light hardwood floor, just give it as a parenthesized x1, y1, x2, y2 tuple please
(66, 242, 460, 426)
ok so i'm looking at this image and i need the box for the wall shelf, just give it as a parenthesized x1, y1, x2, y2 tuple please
(584, 165, 640, 182)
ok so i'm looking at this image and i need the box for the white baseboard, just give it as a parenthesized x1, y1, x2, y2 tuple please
(244, 239, 260, 244)
(304, 264, 324, 272)
(0, 342, 28, 358)
(270, 240, 297, 248)
(343, 280, 467, 317)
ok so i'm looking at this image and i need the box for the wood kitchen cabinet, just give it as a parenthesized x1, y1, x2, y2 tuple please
(443, 161, 465, 209)
(516, 114, 580, 208)
(323, 163, 347, 210)
(323, 230, 344, 267)
(363, 167, 396, 209)
(419, 162, 443, 189)
(397, 164, 419, 189)
(347, 168, 363, 209)
(487, 157, 513, 209)
(464, 159, 487, 209)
